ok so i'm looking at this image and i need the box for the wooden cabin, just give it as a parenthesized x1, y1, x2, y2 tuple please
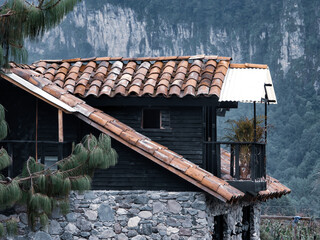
(0, 55, 289, 200)
(0, 55, 290, 239)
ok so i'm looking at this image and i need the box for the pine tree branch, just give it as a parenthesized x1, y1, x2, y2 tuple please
(37, 0, 45, 9)
(24, 1, 33, 6)
(0, 151, 88, 184)
(26, 157, 35, 194)
(0, 10, 15, 18)
(39, 0, 62, 10)
(9, 42, 23, 49)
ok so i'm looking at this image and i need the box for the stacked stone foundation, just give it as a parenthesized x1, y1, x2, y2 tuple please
(4, 191, 261, 240)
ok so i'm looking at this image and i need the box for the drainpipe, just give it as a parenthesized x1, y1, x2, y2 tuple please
(253, 101, 256, 143)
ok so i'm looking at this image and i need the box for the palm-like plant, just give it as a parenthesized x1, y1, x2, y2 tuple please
(224, 116, 266, 178)
(224, 116, 265, 143)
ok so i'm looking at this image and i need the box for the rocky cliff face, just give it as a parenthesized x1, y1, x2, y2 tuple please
(27, 1, 316, 78)
(26, 1, 265, 63)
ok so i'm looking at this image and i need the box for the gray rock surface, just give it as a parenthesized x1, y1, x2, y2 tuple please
(34, 231, 52, 240)
(7, 190, 262, 240)
(98, 204, 114, 221)
(48, 220, 63, 235)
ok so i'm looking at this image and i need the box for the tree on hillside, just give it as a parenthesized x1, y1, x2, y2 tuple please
(0, 0, 81, 67)
(0, 104, 118, 237)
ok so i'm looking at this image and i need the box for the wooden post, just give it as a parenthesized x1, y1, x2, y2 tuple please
(58, 109, 64, 160)
(58, 109, 64, 143)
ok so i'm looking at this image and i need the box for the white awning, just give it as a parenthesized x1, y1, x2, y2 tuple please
(219, 68, 277, 104)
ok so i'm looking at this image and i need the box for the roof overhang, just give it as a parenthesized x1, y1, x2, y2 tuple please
(219, 68, 277, 104)
(0, 72, 76, 113)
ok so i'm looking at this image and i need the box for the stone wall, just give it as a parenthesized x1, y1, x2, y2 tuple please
(6, 191, 261, 240)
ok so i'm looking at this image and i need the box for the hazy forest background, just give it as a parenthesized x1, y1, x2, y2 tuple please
(24, 0, 320, 216)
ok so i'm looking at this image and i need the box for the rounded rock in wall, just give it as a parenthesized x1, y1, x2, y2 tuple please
(34, 231, 52, 240)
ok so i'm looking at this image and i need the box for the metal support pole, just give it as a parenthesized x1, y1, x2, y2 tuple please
(212, 107, 218, 176)
(35, 99, 38, 162)
(253, 101, 257, 143)
(265, 100, 268, 143)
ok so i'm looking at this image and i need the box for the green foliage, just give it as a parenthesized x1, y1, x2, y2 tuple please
(261, 219, 320, 240)
(0, 0, 81, 67)
(0, 132, 117, 232)
(57, 200, 70, 215)
(0, 148, 11, 171)
(5, 219, 17, 236)
(0, 103, 117, 236)
(0, 180, 22, 208)
(224, 116, 265, 143)
(0, 223, 4, 237)
(29, 193, 51, 213)
(70, 175, 91, 192)
(39, 213, 48, 226)
(0, 107, 8, 140)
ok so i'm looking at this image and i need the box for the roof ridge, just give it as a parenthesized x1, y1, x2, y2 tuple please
(230, 63, 268, 69)
(33, 55, 232, 64)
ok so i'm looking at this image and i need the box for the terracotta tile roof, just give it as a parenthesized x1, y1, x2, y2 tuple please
(220, 149, 291, 200)
(1, 55, 286, 203)
(9, 55, 236, 99)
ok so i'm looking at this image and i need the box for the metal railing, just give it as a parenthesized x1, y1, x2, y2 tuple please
(204, 141, 266, 181)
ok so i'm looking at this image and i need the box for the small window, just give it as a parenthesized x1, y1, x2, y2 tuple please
(213, 214, 225, 239)
(39, 156, 58, 170)
(142, 109, 161, 129)
(242, 206, 251, 240)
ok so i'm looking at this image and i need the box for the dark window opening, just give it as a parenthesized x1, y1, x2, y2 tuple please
(142, 109, 161, 129)
(213, 214, 225, 239)
(242, 206, 251, 240)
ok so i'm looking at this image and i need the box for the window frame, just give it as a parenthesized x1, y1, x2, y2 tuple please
(141, 108, 171, 132)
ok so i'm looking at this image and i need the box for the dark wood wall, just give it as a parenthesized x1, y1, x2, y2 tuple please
(0, 79, 207, 191)
(88, 106, 203, 190)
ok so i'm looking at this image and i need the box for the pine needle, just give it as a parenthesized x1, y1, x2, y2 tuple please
(0, 148, 12, 171)
(0, 223, 4, 238)
(70, 175, 91, 192)
(5, 219, 17, 237)
(29, 193, 52, 214)
(39, 213, 48, 226)
(0, 120, 8, 141)
(58, 200, 70, 215)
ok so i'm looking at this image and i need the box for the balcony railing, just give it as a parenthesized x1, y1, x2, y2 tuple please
(204, 141, 267, 193)
(215, 141, 266, 181)
(0, 140, 72, 177)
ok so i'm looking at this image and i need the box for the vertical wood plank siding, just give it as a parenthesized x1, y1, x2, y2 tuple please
(88, 106, 203, 190)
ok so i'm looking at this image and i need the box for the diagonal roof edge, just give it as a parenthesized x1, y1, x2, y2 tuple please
(1, 70, 245, 203)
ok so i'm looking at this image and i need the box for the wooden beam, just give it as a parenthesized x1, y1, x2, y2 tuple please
(58, 109, 64, 142)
